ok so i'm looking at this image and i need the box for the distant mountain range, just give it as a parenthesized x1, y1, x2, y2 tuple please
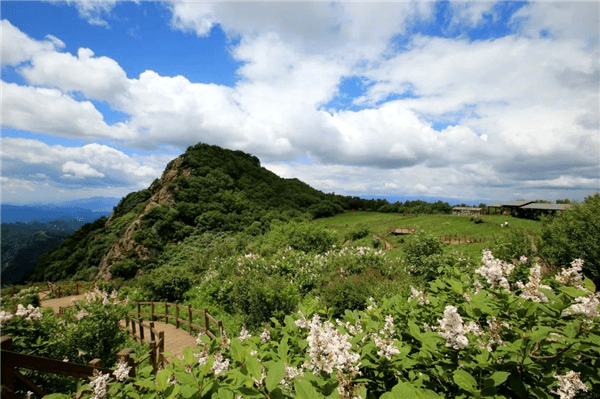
(1, 196, 121, 224)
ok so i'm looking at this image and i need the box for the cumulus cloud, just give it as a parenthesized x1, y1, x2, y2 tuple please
(1, 2, 598, 203)
(1, 137, 169, 190)
(2, 81, 135, 141)
(1, 19, 64, 65)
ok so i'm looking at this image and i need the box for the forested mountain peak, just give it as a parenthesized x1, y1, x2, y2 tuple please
(26, 143, 357, 282)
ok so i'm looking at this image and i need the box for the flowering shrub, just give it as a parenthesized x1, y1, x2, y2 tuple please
(77, 250, 599, 398)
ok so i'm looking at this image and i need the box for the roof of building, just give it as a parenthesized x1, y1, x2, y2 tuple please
(500, 200, 535, 207)
(520, 203, 571, 211)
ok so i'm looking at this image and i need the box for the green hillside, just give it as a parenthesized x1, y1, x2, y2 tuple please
(24, 143, 383, 282)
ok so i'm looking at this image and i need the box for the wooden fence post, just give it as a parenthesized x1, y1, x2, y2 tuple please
(204, 308, 209, 335)
(149, 341, 157, 374)
(137, 302, 141, 319)
(218, 320, 223, 337)
(88, 359, 102, 368)
(139, 318, 145, 342)
(175, 301, 180, 329)
(165, 301, 168, 324)
(116, 348, 136, 378)
(149, 322, 156, 342)
(188, 304, 193, 335)
(131, 318, 137, 338)
(158, 331, 165, 367)
(1, 336, 15, 395)
(151, 300, 155, 321)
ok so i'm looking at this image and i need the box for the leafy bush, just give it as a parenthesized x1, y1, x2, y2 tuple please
(346, 224, 370, 241)
(141, 266, 194, 302)
(404, 231, 445, 279)
(110, 259, 139, 279)
(540, 193, 600, 285)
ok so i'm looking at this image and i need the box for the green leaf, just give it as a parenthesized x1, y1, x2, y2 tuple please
(408, 321, 422, 340)
(231, 338, 244, 363)
(175, 369, 196, 385)
(183, 346, 194, 364)
(165, 384, 181, 399)
(489, 371, 511, 387)
(244, 355, 261, 381)
(584, 277, 596, 293)
(564, 320, 580, 339)
(265, 361, 286, 392)
(180, 384, 200, 398)
(558, 286, 588, 298)
(453, 369, 477, 393)
(449, 279, 463, 295)
(157, 368, 172, 391)
(134, 378, 157, 390)
(294, 379, 322, 398)
(278, 337, 289, 363)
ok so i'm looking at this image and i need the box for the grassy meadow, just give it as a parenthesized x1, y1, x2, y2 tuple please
(313, 211, 542, 261)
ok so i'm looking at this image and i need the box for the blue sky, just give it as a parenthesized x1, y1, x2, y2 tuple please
(1, 1, 598, 205)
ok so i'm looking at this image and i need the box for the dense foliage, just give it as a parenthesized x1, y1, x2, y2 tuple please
(58, 250, 599, 399)
(540, 193, 600, 285)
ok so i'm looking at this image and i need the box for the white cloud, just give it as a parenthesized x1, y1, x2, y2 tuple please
(61, 161, 105, 179)
(2, 81, 135, 141)
(1, 137, 168, 189)
(20, 47, 130, 104)
(45, 0, 118, 27)
(0, 19, 63, 65)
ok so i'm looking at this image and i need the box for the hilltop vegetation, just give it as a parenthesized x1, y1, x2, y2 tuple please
(24, 143, 392, 282)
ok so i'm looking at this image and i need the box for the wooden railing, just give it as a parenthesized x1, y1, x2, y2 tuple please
(1, 335, 158, 398)
(130, 301, 223, 339)
(123, 317, 165, 373)
(440, 234, 486, 245)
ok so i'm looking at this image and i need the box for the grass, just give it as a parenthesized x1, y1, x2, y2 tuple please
(313, 211, 542, 261)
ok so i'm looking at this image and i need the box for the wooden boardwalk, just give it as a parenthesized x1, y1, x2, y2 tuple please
(39, 292, 200, 362)
(119, 320, 199, 361)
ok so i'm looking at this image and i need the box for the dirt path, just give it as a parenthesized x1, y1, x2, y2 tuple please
(40, 293, 86, 314)
(38, 291, 200, 362)
(120, 320, 199, 361)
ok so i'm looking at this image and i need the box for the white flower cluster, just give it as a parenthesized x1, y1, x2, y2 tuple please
(555, 259, 585, 287)
(296, 312, 360, 375)
(260, 325, 270, 342)
(366, 297, 377, 311)
(437, 306, 468, 350)
(112, 361, 131, 382)
(211, 352, 230, 376)
(89, 370, 110, 399)
(553, 371, 588, 399)
(0, 310, 14, 327)
(195, 348, 209, 367)
(373, 315, 400, 360)
(238, 325, 251, 341)
(519, 255, 528, 265)
(14, 304, 43, 321)
(279, 365, 304, 388)
(516, 265, 553, 303)
(76, 309, 89, 320)
(335, 318, 363, 336)
(475, 249, 514, 291)
(561, 294, 600, 318)
(407, 286, 430, 305)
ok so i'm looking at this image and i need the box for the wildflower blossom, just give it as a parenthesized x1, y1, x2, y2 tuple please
(553, 371, 588, 399)
(555, 259, 585, 287)
(408, 286, 430, 305)
(438, 306, 468, 350)
(475, 249, 514, 291)
(74, 308, 89, 320)
(113, 361, 131, 382)
(211, 352, 230, 376)
(561, 294, 600, 318)
(516, 264, 553, 303)
(0, 310, 14, 326)
(520, 255, 528, 265)
(16, 304, 28, 317)
(366, 297, 377, 311)
(239, 325, 251, 341)
(280, 365, 303, 387)
(195, 349, 209, 367)
(260, 325, 270, 342)
(89, 370, 110, 399)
